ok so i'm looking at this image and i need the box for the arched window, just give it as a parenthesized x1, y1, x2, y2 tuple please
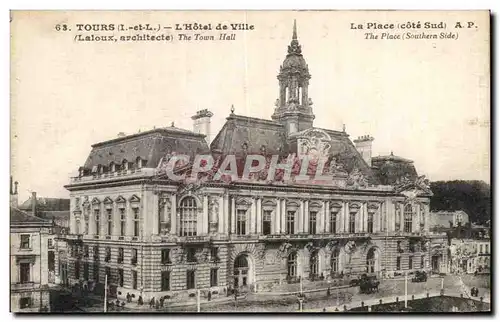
(179, 197, 197, 237)
(349, 212, 356, 233)
(404, 204, 413, 233)
(331, 248, 340, 273)
(287, 252, 297, 277)
(366, 248, 378, 273)
(309, 251, 319, 277)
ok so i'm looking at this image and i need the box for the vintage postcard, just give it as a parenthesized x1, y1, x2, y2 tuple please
(10, 10, 490, 313)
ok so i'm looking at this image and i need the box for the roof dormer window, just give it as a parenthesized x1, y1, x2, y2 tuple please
(136, 157, 143, 169)
(122, 159, 129, 171)
(110, 162, 116, 173)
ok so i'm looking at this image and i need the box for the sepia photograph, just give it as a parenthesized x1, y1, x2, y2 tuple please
(9, 10, 491, 313)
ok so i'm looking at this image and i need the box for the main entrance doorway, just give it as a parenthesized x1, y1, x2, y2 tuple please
(234, 254, 250, 291)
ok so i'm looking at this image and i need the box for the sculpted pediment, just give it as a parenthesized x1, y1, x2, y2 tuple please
(395, 175, 433, 196)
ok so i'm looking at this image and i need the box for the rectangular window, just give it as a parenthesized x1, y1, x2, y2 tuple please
(421, 255, 425, 269)
(133, 208, 140, 237)
(479, 244, 484, 253)
(118, 248, 124, 263)
(349, 213, 356, 233)
(20, 263, 30, 283)
(486, 244, 490, 254)
(132, 270, 138, 289)
(210, 247, 219, 262)
(287, 211, 295, 234)
(83, 263, 89, 280)
(93, 263, 99, 282)
(19, 297, 32, 309)
(237, 209, 247, 235)
(396, 256, 401, 270)
(309, 211, 317, 234)
(20, 234, 30, 249)
(262, 210, 272, 235)
(118, 269, 124, 287)
(85, 221, 89, 235)
(93, 246, 100, 261)
(84, 245, 89, 258)
(48, 239, 53, 249)
(105, 267, 111, 280)
(161, 249, 171, 264)
(367, 212, 374, 233)
(187, 248, 197, 263)
(330, 211, 337, 233)
(409, 256, 413, 270)
(105, 247, 111, 262)
(119, 208, 126, 236)
(75, 261, 80, 279)
(107, 209, 113, 236)
(94, 209, 100, 235)
(210, 268, 218, 287)
(161, 271, 170, 291)
(187, 270, 196, 289)
(131, 249, 138, 265)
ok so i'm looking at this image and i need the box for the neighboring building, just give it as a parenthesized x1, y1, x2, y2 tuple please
(429, 210, 470, 230)
(60, 21, 445, 302)
(10, 180, 53, 312)
(449, 238, 490, 274)
(18, 192, 70, 285)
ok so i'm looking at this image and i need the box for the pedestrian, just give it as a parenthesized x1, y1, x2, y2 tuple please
(149, 297, 155, 308)
(138, 295, 143, 306)
(155, 299, 160, 309)
(159, 297, 164, 308)
(208, 291, 212, 301)
(126, 293, 131, 303)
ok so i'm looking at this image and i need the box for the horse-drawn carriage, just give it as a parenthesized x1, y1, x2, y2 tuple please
(411, 270, 428, 283)
(358, 274, 380, 294)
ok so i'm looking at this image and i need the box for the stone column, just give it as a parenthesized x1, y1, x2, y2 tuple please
(231, 197, 236, 234)
(399, 202, 405, 232)
(126, 202, 133, 236)
(256, 198, 262, 234)
(170, 194, 177, 235)
(250, 198, 256, 235)
(70, 210, 76, 234)
(152, 193, 159, 236)
(281, 199, 286, 234)
(298, 201, 304, 233)
(344, 201, 349, 232)
(365, 203, 369, 232)
(320, 201, 326, 233)
(218, 195, 225, 234)
(100, 203, 107, 236)
(275, 198, 281, 234)
(88, 207, 94, 236)
(424, 203, 429, 232)
(203, 195, 209, 235)
(304, 200, 309, 233)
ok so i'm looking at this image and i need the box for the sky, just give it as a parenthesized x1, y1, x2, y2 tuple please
(10, 10, 490, 202)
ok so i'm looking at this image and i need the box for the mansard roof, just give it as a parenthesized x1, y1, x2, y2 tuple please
(83, 126, 210, 170)
(371, 153, 418, 185)
(10, 207, 53, 227)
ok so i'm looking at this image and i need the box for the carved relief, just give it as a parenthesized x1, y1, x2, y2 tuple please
(159, 196, 171, 235)
(346, 167, 368, 189)
(209, 197, 219, 232)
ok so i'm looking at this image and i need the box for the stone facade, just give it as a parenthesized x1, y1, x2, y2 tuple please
(58, 21, 446, 302)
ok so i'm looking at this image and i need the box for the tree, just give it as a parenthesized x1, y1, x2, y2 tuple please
(430, 180, 490, 224)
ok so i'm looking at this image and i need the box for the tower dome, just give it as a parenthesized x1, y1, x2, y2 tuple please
(281, 19, 309, 72)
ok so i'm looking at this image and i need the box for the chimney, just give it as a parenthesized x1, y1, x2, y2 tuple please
(31, 191, 37, 216)
(191, 109, 214, 146)
(10, 177, 18, 208)
(353, 135, 375, 166)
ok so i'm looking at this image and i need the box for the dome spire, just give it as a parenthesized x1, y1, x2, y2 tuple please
(287, 19, 302, 56)
(292, 19, 297, 40)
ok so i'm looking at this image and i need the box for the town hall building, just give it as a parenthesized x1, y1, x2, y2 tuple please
(59, 21, 448, 302)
